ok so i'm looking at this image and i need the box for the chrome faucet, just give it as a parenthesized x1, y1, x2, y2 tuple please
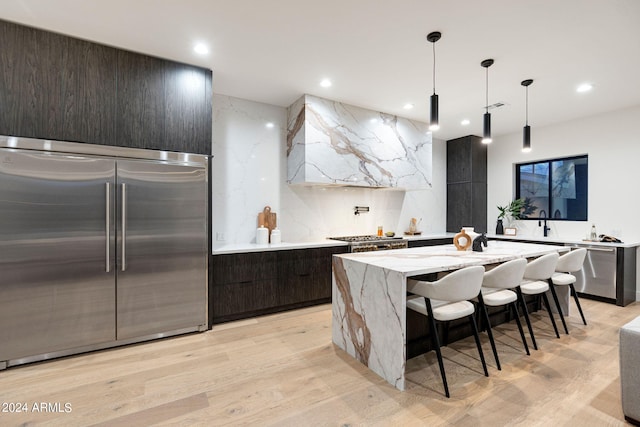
(538, 210, 550, 237)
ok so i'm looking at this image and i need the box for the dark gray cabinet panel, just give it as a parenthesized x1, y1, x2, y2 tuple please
(0, 20, 65, 140)
(210, 246, 348, 325)
(210, 252, 279, 324)
(116, 51, 166, 150)
(447, 136, 487, 183)
(212, 279, 279, 319)
(212, 252, 278, 284)
(62, 37, 117, 145)
(0, 19, 212, 155)
(447, 182, 471, 231)
(618, 247, 637, 306)
(447, 138, 472, 183)
(164, 62, 211, 154)
(113, 51, 213, 154)
(278, 247, 342, 306)
(408, 238, 451, 248)
(447, 135, 487, 233)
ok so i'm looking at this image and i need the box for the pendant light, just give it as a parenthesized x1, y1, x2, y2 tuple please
(427, 31, 441, 131)
(481, 59, 494, 144)
(521, 79, 533, 152)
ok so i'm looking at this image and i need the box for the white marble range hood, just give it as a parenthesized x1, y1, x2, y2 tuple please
(286, 94, 432, 189)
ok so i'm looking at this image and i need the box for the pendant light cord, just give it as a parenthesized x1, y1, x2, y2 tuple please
(485, 67, 489, 113)
(432, 42, 436, 95)
(525, 86, 529, 125)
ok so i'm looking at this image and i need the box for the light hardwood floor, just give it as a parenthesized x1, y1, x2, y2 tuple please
(0, 299, 638, 426)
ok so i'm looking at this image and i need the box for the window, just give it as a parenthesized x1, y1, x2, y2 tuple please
(516, 155, 588, 221)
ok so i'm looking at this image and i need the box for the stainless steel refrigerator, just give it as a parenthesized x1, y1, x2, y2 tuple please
(0, 136, 208, 369)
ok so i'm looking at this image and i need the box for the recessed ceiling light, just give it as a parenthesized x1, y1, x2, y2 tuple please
(265, 122, 275, 128)
(403, 103, 414, 110)
(577, 83, 593, 93)
(320, 78, 332, 88)
(461, 119, 470, 126)
(193, 43, 209, 55)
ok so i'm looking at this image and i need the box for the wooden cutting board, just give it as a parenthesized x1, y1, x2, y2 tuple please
(257, 206, 277, 242)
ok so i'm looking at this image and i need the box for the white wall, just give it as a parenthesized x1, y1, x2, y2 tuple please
(488, 105, 640, 242)
(212, 94, 447, 245)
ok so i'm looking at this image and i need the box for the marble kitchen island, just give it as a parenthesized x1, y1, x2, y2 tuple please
(331, 240, 569, 390)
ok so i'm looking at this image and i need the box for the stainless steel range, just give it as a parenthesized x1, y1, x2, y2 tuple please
(329, 235, 409, 252)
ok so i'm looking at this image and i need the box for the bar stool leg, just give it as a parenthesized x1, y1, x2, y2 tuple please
(426, 299, 450, 398)
(516, 287, 538, 350)
(541, 292, 561, 338)
(510, 301, 530, 356)
(477, 294, 501, 370)
(548, 279, 569, 334)
(469, 314, 489, 377)
(569, 283, 587, 325)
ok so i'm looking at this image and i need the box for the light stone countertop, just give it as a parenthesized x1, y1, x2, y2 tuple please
(334, 240, 569, 276)
(212, 239, 348, 254)
(211, 231, 640, 255)
(487, 233, 640, 248)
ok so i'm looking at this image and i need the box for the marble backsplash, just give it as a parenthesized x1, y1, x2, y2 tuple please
(287, 94, 432, 189)
(212, 94, 446, 245)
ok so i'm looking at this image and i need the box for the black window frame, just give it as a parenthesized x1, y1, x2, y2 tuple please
(515, 154, 588, 221)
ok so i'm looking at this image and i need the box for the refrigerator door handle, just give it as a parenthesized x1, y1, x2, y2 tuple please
(121, 183, 127, 272)
(105, 182, 111, 273)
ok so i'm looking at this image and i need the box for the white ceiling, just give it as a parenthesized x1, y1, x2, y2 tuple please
(2, 0, 639, 141)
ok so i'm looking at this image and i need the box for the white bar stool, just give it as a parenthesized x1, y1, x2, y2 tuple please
(407, 265, 488, 398)
(518, 252, 563, 350)
(552, 248, 588, 326)
(477, 258, 529, 370)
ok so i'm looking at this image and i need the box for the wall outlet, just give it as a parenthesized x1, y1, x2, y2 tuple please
(216, 232, 226, 241)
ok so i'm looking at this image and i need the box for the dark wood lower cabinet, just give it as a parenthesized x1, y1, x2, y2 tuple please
(209, 246, 348, 326)
(211, 279, 279, 320)
(408, 238, 451, 248)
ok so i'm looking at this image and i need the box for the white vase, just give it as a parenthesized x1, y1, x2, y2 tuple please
(462, 227, 480, 250)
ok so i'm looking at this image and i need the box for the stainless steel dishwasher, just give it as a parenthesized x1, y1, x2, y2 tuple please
(570, 244, 617, 300)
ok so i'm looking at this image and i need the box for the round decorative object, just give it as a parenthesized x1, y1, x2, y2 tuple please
(453, 229, 472, 251)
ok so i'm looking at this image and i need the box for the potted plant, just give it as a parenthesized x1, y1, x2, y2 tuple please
(496, 198, 526, 234)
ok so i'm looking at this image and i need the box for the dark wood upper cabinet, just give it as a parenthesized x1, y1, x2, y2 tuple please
(446, 135, 487, 233)
(116, 50, 166, 150)
(62, 37, 117, 145)
(447, 135, 487, 184)
(164, 61, 211, 154)
(116, 51, 212, 153)
(0, 19, 212, 155)
(0, 20, 65, 140)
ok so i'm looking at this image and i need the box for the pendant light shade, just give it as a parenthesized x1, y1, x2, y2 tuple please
(523, 125, 531, 151)
(427, 31, 441, 131)
(521, 79, 533, 152)
(483, 112, 491, 141)
(430, 93, 439, 130)
(481, 59, 494, 144)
